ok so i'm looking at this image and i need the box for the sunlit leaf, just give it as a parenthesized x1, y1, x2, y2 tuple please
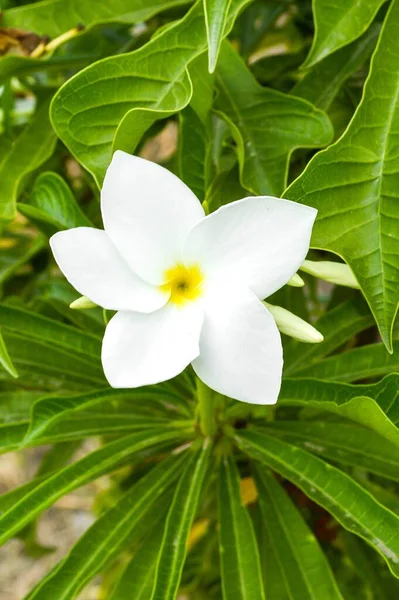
(235, 429, 399, 577)
(287, 1, 399, 349)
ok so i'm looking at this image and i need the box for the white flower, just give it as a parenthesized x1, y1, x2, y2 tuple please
(50, 151, 316, 404)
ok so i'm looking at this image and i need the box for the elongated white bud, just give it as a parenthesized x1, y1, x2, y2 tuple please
(300, 260, 359, 289)
(287, 273, 305, 287)
(264, 302, 324, 343)
(69, 296, 97, 310)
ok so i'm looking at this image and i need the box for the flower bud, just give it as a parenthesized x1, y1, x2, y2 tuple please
(69, 296, 97, 310)
(287, 273, 305, 287)
(264, 302, 324, 343)
(299, 260, 359, 288)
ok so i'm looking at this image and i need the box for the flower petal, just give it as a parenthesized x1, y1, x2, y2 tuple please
(50, 228, 168, 312)
(183, 196, 317, 299)
(101, 151, 205, 284)
(102, 303, 203, 388)
(192, 285, 283, 404)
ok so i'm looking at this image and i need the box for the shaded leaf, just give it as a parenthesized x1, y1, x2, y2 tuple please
(283, 298, 374, 375)
(292, 25, 380, 111)
(254, 468, 343, 600)
(19, 171, 92, 235)
(0, 98, 57, 223)
(218, 456, 265, 600)
(215, 41, 333, 196)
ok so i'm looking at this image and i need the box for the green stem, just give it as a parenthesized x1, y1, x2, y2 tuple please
(196, 378, 217, 437)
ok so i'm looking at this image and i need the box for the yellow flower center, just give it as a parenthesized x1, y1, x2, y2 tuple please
(161, 264, 204, 306)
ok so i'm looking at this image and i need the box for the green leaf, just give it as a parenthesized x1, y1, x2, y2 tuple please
(0, 233, 46, 286)
(0, 98, 57, 223)
(303, 0, 385, 68)
(18, 172, 92, 235)
(0, 428, 190, 545)
(294, 342, 399, 382)
(263, 421, 399, 481)
(206, 163, 248, 211)
(254, 468, 343, 600)
(0, 332, 105, 389)
(0, 305, 101, 362)
(0, 390, 42, 423)
(0, 330, 18, 378)
(0, 54, 94, 86)
(292, 25, 380, 111)
(342, 532, 399, 600)
(215, 41, 333, 196)
(50, 0, 252, 183)
(283, 298, 374, 375)
(204, 0, 232, 73)
(150, 438, 212, 599)
(179, 105, 210, 200)
(24, 387, 191, 445)
(286, 1, 399, 350)
(109, 518, 166, 600)
(1, 0, 193, 38)
(0, 421, 28, 454)
(235, 429, 399, 577)
(218, 456, 265, 600)
(26, 454, 186, 600)
(278, 376, 399, 447)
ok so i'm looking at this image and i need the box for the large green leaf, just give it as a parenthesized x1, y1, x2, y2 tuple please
(1, 0, 192, 38)
(0, 98, 57, 223)
(18, 172, 92, 236)
(203, 0, 232, 72)
(24, 387, 191, 445)
(0, 305, 101, 362)
(263, 421, 399, 481)
(283, 298, 374, 375)
(303, 0, 385, 68)
(235, 429, 399, 577)
(150, 438, 212, 599)
(254, 468, 343, 600)
(294, 342, 399, 382)
(215, 41, 333, 196)
(1, 332, 105, 389)
(26, 454, 185, 599)
(218, 456, 265, 600)
(50, 0, 253, 183)
(278, 375, 399, 447)
(0, 428, 190, 545)
(286, 0, 399, 350)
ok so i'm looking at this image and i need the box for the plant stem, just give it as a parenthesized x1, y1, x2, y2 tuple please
(196, 378, 217, 437)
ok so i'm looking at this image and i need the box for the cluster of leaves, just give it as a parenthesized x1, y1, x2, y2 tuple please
(1, 0, 399, 598)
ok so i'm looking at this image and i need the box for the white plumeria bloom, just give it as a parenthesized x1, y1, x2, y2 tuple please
(50, 151, 316, 404)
